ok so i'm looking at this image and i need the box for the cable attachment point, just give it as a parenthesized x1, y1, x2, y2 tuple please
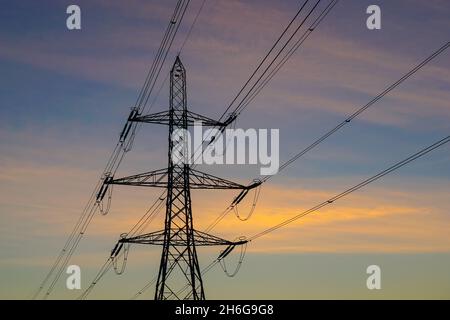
(206, 113, 237, 148)
(217, 244, 236, 261)
(231, 179, 262, 221)
(232, 180, 260, 206)
(96, 172, 114, 215)
(111, 233, 130, 275)
(218, 237, 248, 277)
(110, 242, 123, 259)
(231, 189, 248, 207)
(96, 172, 113, 202)
(223, 112, 237, 127)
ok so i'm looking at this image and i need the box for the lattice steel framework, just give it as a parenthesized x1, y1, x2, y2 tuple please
(107, 57, 254, 300)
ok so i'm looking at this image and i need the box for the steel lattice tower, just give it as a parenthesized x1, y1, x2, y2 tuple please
(105, 57, 257, 300)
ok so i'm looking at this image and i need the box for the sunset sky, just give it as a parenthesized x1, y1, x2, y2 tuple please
(1, 0, 450, 299)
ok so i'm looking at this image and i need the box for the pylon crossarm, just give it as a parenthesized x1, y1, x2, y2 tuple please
(131, 109, 227, 127)
(108, 168, 168, 188)
(119, 230, 166, 245)
(189, 168, 245, 189)
(119, 229, 247, 247)
(109, 168, 246, 190)
(131, 110, 170, 125)
(193, 230, 247, 246)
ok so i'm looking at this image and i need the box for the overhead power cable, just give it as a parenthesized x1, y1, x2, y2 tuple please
(263, 41, 450, 182)
(114, 3, 331, 267)
(130, 276, 158, 300)
(186, 1, 338, 233)
(235, 0, 339, 117)
(200, 0, 339, 233)
(248, 135, 450, 241)
(185, 1, 337, 235)
(77, 258, 114, 300)
(230, 0, 333, 118)
(78, 196, 165, 300)
(77, 0, 214, 299)
(217, 0, 313, 122)
(204, 41, 450, 232)
(33, 0, 191, 300)
(178, 0, 207, 54)
(190, 0, 336, 168)
(132, 135, 450, 300)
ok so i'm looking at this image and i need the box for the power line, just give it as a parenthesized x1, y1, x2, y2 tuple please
(77, 0, 217, 300)
(121, 0, 191, 151)
(54, 0, 448, 300)
(217, 0, 313, 122)
(178, 0, 207, 54)
(235, 0, 339, 116)
(175, 35, 450, 298)
(131, 276, 157, 300)
(78, 196, 165, 300)
(229, 0, 324, 118)
(187, 1, 336, 215)
(140, 1, 191, 114)
(77, 258, 113, 300)
(130, 134, 450, 299)
(204, 40, 450, 233)
(128, 0, 322, 247)
(200, 0, 339, 235)
(266, 41, 450, 181)
(249, 135, 450, 241)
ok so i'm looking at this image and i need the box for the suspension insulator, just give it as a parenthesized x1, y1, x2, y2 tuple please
(110, 243, 119, 258)
(111, 243, 124, 259)
(232, 180, 261, 205)
(218, 244, 236, 260)
(232, 189, 248, 206)
(115, 243, 124, 256)
(119, 108, 139, 142)
(223, 113, 237, 127)
(247, 179, 262, 190)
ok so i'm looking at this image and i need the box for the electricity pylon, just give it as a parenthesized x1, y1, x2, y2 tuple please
(104, 57, 257, 300)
